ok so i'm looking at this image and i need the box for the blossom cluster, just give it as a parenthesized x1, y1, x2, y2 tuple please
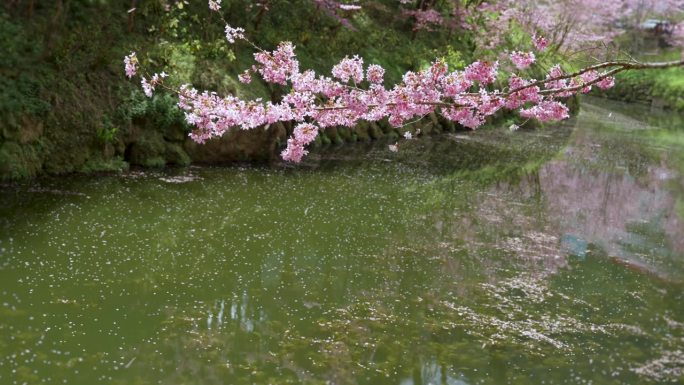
(509, 51, 536, 70)
(140, 72, 167, 97)
(124, 52, 138, 78)
(208, 0, 221, 12)
(403, 9, 444, 31)
(532, 35, 548, 52)
(224, 25, 246, 44)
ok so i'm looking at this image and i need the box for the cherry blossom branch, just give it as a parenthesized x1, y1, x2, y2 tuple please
(509, 59, 684, 95)
(122, 1, 684, 164)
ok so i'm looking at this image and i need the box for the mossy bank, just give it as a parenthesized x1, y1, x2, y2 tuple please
(0, 1, 571, 181)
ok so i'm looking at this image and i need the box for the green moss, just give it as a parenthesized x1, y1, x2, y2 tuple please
(321, 133, 332, 146)
(145, 156, 167, 168)
(127, 131, 167, 168)
(354, 122, 372, 142)
(80, 157, 129, 173)
(165, 142, 191, 166)
(337, 126, 352, 141)
(0, 141, 42, 180)
(368, 123, 384, 140)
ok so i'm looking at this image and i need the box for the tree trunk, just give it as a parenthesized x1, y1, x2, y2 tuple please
(128, 0, 137, 33)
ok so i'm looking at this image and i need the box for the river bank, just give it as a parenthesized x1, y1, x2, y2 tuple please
(596, 49, 684, 112)
(1, 1, 576, 182)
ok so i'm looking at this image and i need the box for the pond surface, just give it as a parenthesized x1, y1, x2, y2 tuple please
(1, 99, 684, 385)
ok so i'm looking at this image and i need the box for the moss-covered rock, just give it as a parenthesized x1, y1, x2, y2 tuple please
(437, 114, 456, 132)
(428, 113, 442, 133)
(377, 119, 394, 134)
(272, 122, 288, 146)
(324, 127, 344, 145)
(320, 132, 332, 146)
(337, 126, 353, 142)
(419, 121, 433, 135)
(163, 123, 189, 143)
(565, 94, 581, 116)
(184, 125, 281, 163)
(165, 142, 191, 166)
(368, 122, 384, 139)
(385, 131, 400, 141)
(310, 133, 323, 148)
(2, 117, 44, 144)
(126, 130, 167, 167)
(354, 122, 372, 142)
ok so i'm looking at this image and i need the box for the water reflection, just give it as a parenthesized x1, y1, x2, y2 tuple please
(0, 100, 683, 384)
(400, 359, 470, 385)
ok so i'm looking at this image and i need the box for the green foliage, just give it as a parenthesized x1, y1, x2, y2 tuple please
(96, 125, 118, 144)
(80, 156, 129, 173)
(118, 91, 187, 133)
(0, 15, 50, 130)
(602, 67, 684, 111)
(438, 46, 466, 70)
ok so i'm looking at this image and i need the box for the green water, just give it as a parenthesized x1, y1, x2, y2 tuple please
(1, 100, 684, 385)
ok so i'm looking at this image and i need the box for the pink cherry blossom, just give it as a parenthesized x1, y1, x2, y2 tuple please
(141, 76, 154, 97)
(339, 4, 362, 11)
(238, 70, 252, 84)
(254, 42, 299, 85)
(366, 64, 385, 84)
(332, 56, 364, 84)
(520, 101, 569, 122)
(596, 76, 615, 90)
(208, 0, 221, 12)
(124, 7, 684, 164)
(293, 123, 319, 144)
(124, 52, 138, 79)
(281, 138, 308, 162)
(510, 51, 536, 70)
(224, 25, 245, 44)
(464, 61, 498, 85)
(532, 34, 549, 51)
